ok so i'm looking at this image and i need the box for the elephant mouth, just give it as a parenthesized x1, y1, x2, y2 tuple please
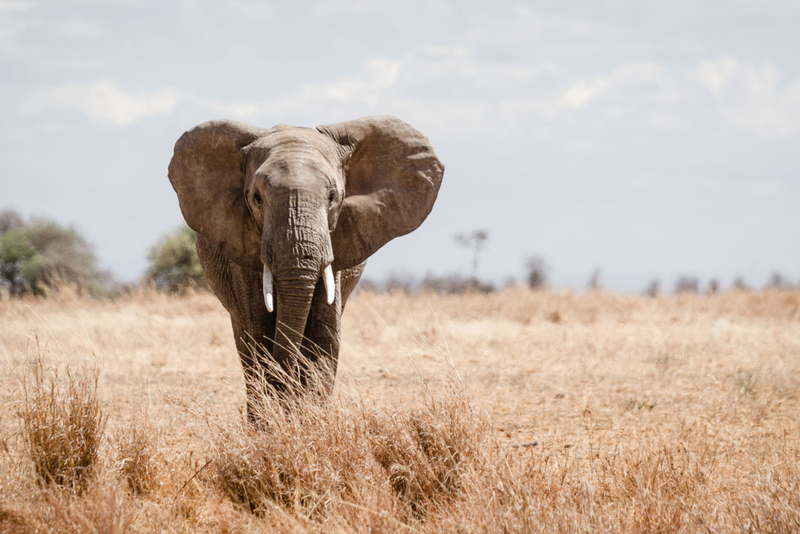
(262, 264, 335, 314)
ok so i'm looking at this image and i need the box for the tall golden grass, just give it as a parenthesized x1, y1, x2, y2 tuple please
(0, 287, 798, 532)
(19, 358, 104, 494)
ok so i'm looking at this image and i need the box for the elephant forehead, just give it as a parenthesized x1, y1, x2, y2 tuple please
(250, 127, 340, 162)
(245, 134, 341, 190)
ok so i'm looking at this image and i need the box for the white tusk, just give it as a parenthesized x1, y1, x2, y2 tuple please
(323, 264, 335, 305)
(262, 265, 274, 313)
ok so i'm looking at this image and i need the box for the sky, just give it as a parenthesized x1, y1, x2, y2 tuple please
(2, 0, 799, 292)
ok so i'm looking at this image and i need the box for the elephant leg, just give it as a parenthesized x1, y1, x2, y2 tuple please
(297, 261, 366, 393)
(197, 235, 281, 418)
(225, 269, 291, 414)
(299, 272, 342, 393)
(230, 317, 271, 419)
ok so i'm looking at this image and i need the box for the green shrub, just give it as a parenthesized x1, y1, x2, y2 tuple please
(0, 214, 99, 297)
(146, 224, 207, 292)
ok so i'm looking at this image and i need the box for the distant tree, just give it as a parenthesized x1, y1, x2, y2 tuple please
(525, 255, 548, 290)
(706, 279, 720, 295)
(644, 279, 660, 297)
(0, 217, 99, 297)
(765, 271, 794, 291)
(588, 267, 602, 291)
(733, 276, 750, 291)
(0, 209, 24, 235)
(674, 275, 699, 294)
(455, 229, 489, 280)
(146, 225, 207, 292)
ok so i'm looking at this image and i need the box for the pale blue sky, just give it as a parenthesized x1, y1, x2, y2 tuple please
(2, 0, 799, 291)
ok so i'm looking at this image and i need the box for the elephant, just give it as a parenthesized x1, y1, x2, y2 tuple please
(168, 116, 444, 417)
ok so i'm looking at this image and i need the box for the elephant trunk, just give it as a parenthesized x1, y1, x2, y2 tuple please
(271, 270, 317, 390)
(260, 190, 335, 395)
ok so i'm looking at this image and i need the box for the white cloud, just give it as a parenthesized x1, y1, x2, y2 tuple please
(310, 0, 448, 19)
(557, 62, 675, 110)
(309, 0, 453, 34)
(734, 0, 800, 16)
(300, 57, 399, 104)
(464, 7, 630, 60)
(0, 1, 34, 13)
(195, 57, 400, 119)
(402, 49, 556, 98)
(689, 56, 740, 95)
(549, 57, 800, 140)
(58, 18, 105, 41)
(20, 80, 183, 126)
(0, 1, 31, 41)
(753, 180, 780, 196)
(310, 0, 381, 17)
(546, 57, 800, 140)
(688, 56, 800, 140)
(16, 51, 800, 144)
(559, 78, 611, 109)
(17, 59, 397, 128)
(225, 0, 273, 21)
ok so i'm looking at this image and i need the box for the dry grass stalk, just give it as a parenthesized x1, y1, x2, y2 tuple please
(114, 414, 159, 496)
(365, 381, 482, 520)
(0, 484, 135, 534)
(19, 357, 105, 495)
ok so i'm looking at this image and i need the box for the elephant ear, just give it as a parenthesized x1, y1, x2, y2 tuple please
(317, 116, 444, 271)
(168, 120, 272, 271)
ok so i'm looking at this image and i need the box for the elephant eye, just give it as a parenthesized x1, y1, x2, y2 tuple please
(328, 189, 336, 206)
(252, 191, 262, 206)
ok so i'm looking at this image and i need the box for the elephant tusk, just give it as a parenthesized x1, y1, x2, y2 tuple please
(323, 264, 335, 305)
(262, 265, 274, 313)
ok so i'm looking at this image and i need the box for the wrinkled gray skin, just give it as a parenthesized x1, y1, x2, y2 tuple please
(168, 116, 443, 418)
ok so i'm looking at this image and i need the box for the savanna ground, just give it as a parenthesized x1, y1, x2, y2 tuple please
(0, 287, 798, 532)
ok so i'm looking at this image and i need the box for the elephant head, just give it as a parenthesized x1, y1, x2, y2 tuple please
(168, 116, 444, 385)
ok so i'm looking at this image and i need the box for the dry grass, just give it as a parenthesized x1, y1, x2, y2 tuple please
(207, 376, 480, 524)
(0, 286, 798, 532)
(113, 413, 160, 497)
(18, 355, 104, 494)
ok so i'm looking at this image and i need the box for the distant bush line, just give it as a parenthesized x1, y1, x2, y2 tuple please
(0, 208, 796, 299)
